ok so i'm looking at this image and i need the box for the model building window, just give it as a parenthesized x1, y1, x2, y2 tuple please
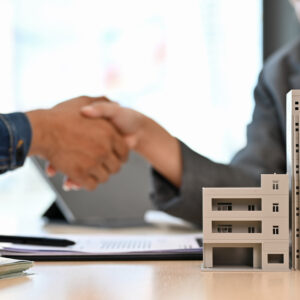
(217, 203, 232, 211)
(273, 225, 279, 235)
(248, 205, 255, 211)
(268, 254, 284, 264)
(273, 203, 279, 212)
(217, 225, 232, 233)
(272, 181, 279, 190)
(248, 227, 255, 233)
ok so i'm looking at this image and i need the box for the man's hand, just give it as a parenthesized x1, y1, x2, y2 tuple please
(26, 96, 129, 190)
(81, 101, 183, 187)
(81, 102, 147, 150)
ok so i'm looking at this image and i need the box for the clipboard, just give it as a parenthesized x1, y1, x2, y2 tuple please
(1, 251, 203, 262)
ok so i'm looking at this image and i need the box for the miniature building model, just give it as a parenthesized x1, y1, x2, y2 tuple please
(286, 90, 300, 270)
(202, 174, 289, 271)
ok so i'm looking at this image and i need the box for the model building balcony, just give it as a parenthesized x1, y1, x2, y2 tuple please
(212, 221, 262, 234)
(212, 198, 261, 211)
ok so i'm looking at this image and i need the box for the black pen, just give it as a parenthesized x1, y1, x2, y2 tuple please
(0, 235, 75, 247)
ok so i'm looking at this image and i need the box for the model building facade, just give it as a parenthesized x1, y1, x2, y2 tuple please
(286, 90, 300, 270)
(202, 174, 289, 271)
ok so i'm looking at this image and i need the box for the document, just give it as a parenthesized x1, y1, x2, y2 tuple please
(0, 234, 203, 261)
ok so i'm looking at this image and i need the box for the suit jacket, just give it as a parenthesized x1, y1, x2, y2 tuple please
(150, 38, 300, 227)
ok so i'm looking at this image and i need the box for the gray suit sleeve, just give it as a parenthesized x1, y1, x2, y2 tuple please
(150, 70, 286, 227)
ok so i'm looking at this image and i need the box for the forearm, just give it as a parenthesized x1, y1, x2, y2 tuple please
(26, 109, 53, 158)
(135, 117, 182, 187)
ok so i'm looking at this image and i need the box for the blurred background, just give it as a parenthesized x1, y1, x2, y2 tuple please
(0, 0, 298, 219)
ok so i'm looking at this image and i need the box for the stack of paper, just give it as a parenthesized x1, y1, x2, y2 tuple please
(0, 257, 33, 279)
(0, 234, 203, 261)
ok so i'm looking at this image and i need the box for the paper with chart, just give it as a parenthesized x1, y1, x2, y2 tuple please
(0, 234, 203, 257)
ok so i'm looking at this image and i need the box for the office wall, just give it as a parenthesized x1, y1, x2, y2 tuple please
(263, 0, 300, 60)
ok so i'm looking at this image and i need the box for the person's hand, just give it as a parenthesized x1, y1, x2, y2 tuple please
(81, 102, 147, 150)
(80, 101, 183, 187)
(60, 100, 182, 189)
(26, 96, 129, 190)
(55, 101, 146, 191)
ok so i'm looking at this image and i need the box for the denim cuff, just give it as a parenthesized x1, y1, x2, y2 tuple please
(0, 113, 32, 172)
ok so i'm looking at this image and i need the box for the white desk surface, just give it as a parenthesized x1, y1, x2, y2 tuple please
(0, 218, 299, 300)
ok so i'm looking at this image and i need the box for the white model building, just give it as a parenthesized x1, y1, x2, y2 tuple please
(202, 174, 289, 271)
(287, 90, 300, 270)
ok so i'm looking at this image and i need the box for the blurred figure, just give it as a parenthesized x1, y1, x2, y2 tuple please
(49, 0, 300, 226)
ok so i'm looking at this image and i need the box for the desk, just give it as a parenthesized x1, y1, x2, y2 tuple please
(0, 218, 299, 300)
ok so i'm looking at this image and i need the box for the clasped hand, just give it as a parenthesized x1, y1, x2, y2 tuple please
(27, 96, 131, 191)
(38, 95, 181, 190)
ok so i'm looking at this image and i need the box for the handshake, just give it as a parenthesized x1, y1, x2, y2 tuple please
(26, 96, 147, 191)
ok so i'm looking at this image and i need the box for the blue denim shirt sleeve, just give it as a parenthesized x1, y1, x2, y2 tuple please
(0, 113, 32, 174)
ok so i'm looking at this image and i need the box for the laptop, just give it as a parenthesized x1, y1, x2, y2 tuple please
(33, 152, 154, 227)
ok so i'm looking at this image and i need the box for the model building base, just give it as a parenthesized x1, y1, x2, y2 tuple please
(201, 265, 290, 272)
(201, 264, 265, 272)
